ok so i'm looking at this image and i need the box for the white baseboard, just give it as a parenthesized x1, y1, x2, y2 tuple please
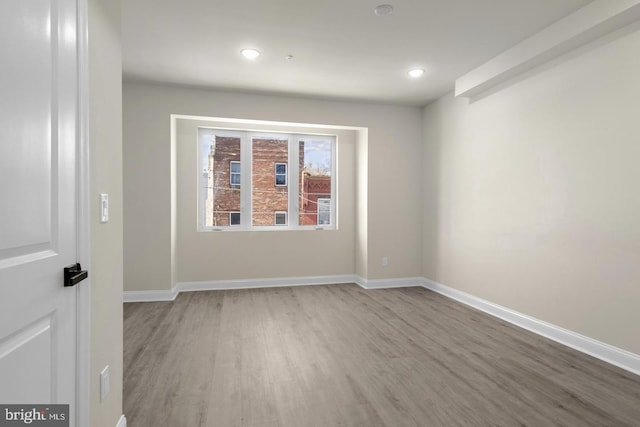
(422, 278, 640, 377)
(123, 288, 178, 303)
(178, 274, 358, 293)
(356, 276, 424, 289)
(116, 415, 127, 427)
(125, 275, 358, 303)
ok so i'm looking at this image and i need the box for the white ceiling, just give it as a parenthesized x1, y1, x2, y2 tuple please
(122, 0, 592, 107)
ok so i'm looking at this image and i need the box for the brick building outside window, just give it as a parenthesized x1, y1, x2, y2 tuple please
(204, 133, 333, 228)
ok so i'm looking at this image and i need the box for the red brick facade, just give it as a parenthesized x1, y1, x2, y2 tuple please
(207, 136, 241, 226)
(300, 174, 331, 225)
(251, 138, 288, 225)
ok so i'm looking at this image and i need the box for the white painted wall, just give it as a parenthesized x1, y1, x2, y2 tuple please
(423, 25, 640, 355)
(355, 129, 369, 279)
(123, 83, 423, 291)
(89, 0, 123, 425)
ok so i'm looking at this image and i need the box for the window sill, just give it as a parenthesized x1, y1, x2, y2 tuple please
(199, 226, 336, 232)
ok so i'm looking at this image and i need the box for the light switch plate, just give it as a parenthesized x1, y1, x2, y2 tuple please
(100, 193, 109, 223)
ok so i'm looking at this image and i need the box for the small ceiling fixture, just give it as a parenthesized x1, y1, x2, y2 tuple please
(408, 68, 425, 78)
(240, 48, 260, 60)
(374, 4, 394, 16)
(285, 54, 294, 61)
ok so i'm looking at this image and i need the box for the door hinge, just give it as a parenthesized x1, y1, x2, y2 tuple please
(64, 263, 88, 287)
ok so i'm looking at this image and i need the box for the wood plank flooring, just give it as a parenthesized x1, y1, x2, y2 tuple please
(124, 284, 640, 426)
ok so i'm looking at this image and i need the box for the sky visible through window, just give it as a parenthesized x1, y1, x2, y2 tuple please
(303, 140, 331, 176)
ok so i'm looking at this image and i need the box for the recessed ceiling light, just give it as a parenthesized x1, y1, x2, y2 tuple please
(240, 49, 260, 60)
(374, 4, 394, 16)
(408, 68, 425, 78)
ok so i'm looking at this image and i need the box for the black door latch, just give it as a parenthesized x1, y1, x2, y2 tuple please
(64, 263, 88, 287)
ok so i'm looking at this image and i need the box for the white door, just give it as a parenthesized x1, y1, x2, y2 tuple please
(0, 0, 80, 424)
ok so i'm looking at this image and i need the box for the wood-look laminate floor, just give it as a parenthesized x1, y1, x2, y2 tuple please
(124, 284, 640, 427)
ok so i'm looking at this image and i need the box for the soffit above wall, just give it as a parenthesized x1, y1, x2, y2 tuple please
(455, 0, 640, 99)
(122, 0, 592, 107)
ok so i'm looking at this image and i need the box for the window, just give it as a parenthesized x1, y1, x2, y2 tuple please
(229, 161, 241, 186)
(274, 211, 287, 225)
(275, 163, 287, 186)
(252, 138, 288, 226)
(317, 198, 331, 225)
(299, 139, 334, 227)
(202, 136, 241, 227)
(229, 211, 241, 225)
(199, 128, 336, 230)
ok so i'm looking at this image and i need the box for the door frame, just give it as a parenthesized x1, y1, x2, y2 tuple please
(76, 0, 91, 424)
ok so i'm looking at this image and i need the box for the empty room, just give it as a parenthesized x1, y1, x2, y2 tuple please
(1, 1, 639, 427)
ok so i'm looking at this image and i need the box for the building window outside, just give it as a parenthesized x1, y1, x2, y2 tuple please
(317, 198, 331, 225)
(275, 163, 287, 186)
(229, 211, 241, 225)
(229, 161, 241, 186)
(274, 211, 287, 225)
(199, 128, 335, 231)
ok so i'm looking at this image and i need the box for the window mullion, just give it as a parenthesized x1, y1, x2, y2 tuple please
(331, 136, 337, 228)
(289, 136, 300, 227)
(241, 133, 251, 228)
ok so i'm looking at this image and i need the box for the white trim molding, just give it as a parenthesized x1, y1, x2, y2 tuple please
(124, 275, 358, 302)
(123, 288, 178, 303)
(356, 276, 424, 290)
(116, 415, 127, 427)
(76, 0, 91, 425)
(422, 278, 640, 377)
(178, 275, 358, 293)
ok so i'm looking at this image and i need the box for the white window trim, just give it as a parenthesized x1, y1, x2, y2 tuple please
(197, 128, 336, 232)
(274, 162, 287, 187)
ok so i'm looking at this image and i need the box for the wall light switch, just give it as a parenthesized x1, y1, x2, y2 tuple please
(100, 193, 109, 223)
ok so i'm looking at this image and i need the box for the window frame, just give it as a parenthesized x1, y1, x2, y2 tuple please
(198, 128, 336, 232)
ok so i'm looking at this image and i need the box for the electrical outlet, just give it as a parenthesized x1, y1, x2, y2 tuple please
(100, 365, 110, 402)
(382, 256, 389, 266)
